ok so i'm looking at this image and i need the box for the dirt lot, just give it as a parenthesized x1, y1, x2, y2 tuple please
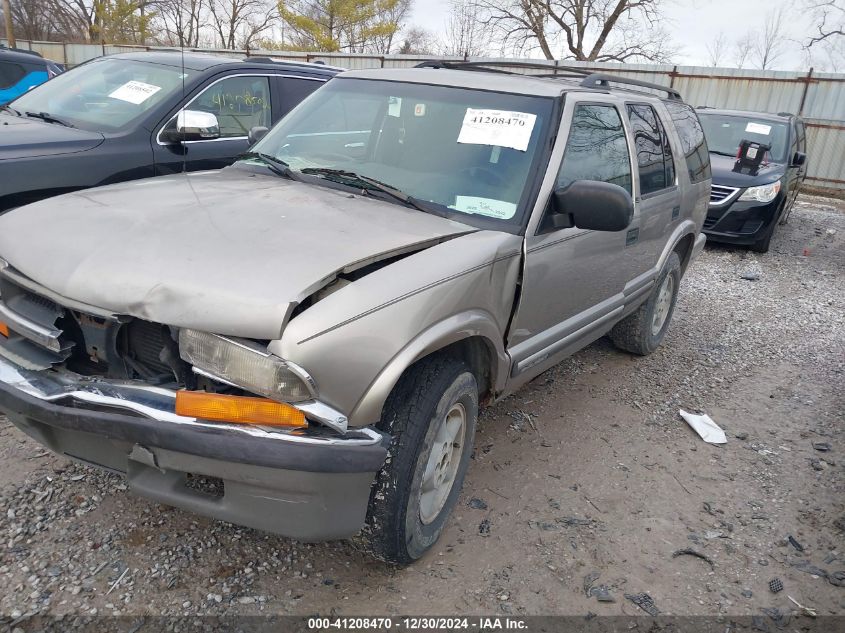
(0, 195, 843, 622)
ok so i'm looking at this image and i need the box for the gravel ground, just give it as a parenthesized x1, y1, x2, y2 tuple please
(0, 194, 843, 621)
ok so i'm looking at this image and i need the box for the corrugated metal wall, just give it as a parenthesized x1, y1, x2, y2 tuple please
(4, 39, 844, 190)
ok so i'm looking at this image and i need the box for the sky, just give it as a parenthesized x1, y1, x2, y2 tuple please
(408, 0, 839, 71)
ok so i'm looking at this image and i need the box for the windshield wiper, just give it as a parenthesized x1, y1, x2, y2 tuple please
(300, 168, 445, 216)
(239, 151, 300, 180)
(25, 111, 74, 128)
(0, 104, 21, 116)
(710, 150, 737, 158)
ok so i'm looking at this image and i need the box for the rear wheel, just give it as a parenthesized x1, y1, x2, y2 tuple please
(610, 252, 681, 356)
(365, 356, 478, 563)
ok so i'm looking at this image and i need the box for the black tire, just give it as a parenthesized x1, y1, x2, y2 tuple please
(750, 221, 776, 253)
(610, 252, 681, 356)
(365, 356, 478, 564)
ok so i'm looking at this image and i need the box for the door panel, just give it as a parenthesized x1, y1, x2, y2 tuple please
(507, 100, 635, 379)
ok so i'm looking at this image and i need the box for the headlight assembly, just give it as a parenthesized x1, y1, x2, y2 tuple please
(738, 180, 781, 204)
(179, 329, 316, 403)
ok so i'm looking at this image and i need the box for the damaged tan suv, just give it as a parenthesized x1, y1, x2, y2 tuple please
(0, 61, 709, 563)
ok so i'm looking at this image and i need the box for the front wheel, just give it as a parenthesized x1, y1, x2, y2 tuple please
(365, 356, 478, 563)
(610, 252, 681, 356)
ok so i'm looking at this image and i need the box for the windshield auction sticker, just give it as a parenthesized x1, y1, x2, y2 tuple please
(109, 80, 162, 104)
(451, 196, 518, 219)
(745, 122, 772, 135)
(458, 109, 537, 152)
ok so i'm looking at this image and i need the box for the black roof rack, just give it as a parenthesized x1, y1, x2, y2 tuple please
(415, 60, 593, 78)
(579, 73, 682, 101)
(415, 60, 683, 101)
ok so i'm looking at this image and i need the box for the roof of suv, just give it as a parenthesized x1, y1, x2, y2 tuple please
(342, 68, 573, 97)
(105, 51, 342, 76)
(696, 107, 798, 122)
(342, 66, 683, 103)
(0, 48, 52, 65)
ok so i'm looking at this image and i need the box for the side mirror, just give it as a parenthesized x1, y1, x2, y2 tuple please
(791, 151, 806, 167)
(161, 110, 220, 144)
(248, 126, 269, 145)
(546, 181, 634, 232)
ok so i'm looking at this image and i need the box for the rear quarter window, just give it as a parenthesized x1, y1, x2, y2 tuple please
(664, 101, 711, 184)
(0, 62, 26, 89)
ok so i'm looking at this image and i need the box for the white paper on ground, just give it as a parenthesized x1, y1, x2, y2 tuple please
(451, 196, 517, 219)
(457, 108, 537, 151)
(679, 409, 727, 444)
(109, 80, 162, 104)
(745, 122, 772, 135)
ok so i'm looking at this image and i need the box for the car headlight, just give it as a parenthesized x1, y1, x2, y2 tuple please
(738, 181, 781, 203)
(179, 329, 316, 403)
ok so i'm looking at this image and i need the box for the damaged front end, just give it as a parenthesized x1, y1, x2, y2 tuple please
(0, 260, 389, 540)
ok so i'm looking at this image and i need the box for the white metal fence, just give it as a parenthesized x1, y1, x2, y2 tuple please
(4, 39, 844, 191)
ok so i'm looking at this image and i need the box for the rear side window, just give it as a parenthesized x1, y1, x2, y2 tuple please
(278, 77, 325, 117)
(556, 103, 632, 195)
(0, 62, 26, 89)
(665, 101, 711, 184)
(626, 104, 675, 195)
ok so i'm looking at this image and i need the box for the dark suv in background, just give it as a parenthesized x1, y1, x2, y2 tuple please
(0, 52, 340, 211)
(697, 108, 808, 252)
(0, 46, 64, 105)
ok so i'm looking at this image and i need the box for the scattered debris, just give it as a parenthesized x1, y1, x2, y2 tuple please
(787, 535, 804, 552)
(740, 271, 760, 281)
(679, 410, 727, 444)
(590, 586, 615, 602)
(478, 519, 491, 536)
(787, 595, 817, 618)
(735, 432, 749, 440)
(624, 592, 659, 616)
(107, 568, 129, 595)
(741, 589, 753, 598)
(812, 442, 831, 452)
(761, 607, 791, 627)
(769, 578, 783, 593)
(560, 516, 592, 527)
(672, 548, 715, 569)
(583, 571, 600, 597)
(790, 560, 828, 579)
(829, 571, 845, 588)
(468, 497, 488, 510)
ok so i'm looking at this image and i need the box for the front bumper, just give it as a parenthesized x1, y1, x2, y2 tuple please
(703, 195, 782, 245)
(0, 356, 389, 540)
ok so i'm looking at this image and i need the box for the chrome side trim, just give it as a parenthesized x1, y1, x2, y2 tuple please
(0, 300, 64, 352)
(296, 401, 348, 434)
(0, 356, 378, 447)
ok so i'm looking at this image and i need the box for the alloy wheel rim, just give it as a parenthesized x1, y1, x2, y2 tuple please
(651, 274, 675, 336)
(419, 402, 466, 525)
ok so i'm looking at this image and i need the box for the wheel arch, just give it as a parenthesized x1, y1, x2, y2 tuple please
(348, 311, 508, 427)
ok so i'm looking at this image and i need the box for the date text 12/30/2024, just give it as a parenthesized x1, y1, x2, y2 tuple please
(307, 617, 528, 630)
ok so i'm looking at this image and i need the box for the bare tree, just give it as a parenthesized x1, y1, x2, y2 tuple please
(208, 0, 276, 49)
(805, 0, 844, 47)
(476, 0, 676, 62)
(397, 25, 436, 54)
(152, 0, 208, 46)
(705, 31, 728, 67)
(733, 32, 753, 69)
(752, 8, 787, 69)
(442, 0, 489, 57)
(366, 0, 411, 53)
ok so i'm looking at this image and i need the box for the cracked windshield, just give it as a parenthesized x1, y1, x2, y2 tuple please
(248, 78, 553, 225)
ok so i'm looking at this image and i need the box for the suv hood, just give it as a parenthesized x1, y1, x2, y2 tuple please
(709, 153, 786, 188)
(0, 112, 104, 160)
(0, 170, 476, 339)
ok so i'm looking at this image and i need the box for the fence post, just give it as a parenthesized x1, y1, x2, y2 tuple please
(798, 67, 814, 116)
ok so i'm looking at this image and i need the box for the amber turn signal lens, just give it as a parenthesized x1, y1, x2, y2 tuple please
(175, 391, 307, 428)
(0, 321, 9, 337)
